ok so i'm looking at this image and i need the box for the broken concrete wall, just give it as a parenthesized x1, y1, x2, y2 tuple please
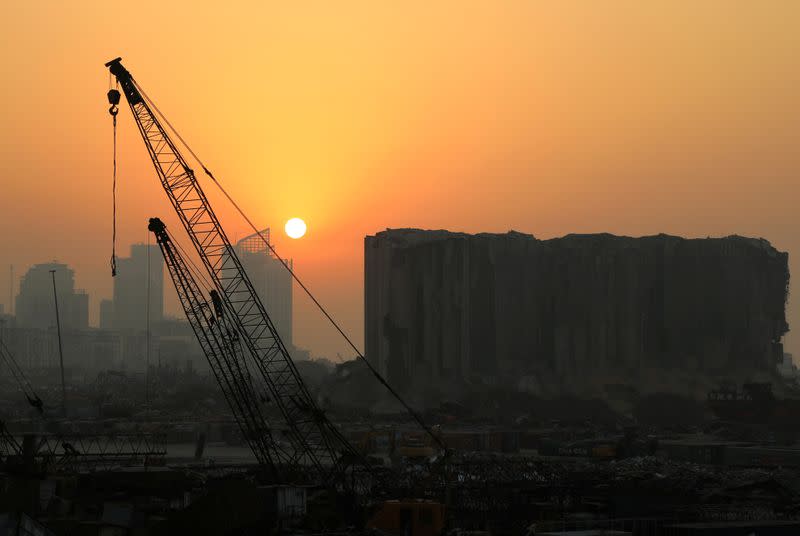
(364, 229, 789, 398)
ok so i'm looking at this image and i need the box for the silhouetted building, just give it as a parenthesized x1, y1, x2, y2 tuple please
(15, 262, 89, 331)
(113, 244, 163, 332)
(365, 229, 790, 397)
(235, 228, 293, 345)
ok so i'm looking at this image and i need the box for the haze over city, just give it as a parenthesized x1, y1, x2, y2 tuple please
(3, 2, 800, 534)
(1, 2, 797, 359)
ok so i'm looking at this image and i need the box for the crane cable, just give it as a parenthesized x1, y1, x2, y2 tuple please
(108, 80, 121, 277)
(133, 79, 446, 450)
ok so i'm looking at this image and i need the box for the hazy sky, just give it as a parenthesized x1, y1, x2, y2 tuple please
(1, 1, 797, 359)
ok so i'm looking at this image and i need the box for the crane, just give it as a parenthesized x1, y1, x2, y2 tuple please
(148, 217, 293, 479)
(106, 58, 364, 485)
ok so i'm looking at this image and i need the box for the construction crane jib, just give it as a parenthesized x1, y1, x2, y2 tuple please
(105, 58, 362, 486)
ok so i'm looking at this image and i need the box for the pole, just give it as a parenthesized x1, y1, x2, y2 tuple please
(146, 235, 151, 410)
(50, 270, 66, 417)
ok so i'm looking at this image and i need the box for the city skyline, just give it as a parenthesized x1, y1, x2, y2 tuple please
(0, 2, 797, 359)
(4, 233, 295, 341)
(1, 4, 799, 529)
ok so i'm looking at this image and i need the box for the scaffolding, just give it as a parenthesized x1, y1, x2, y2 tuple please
(236, 228, 272, 255)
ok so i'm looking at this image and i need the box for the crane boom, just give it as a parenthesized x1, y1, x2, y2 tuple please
(106, 58, 361, 484)
(148, 218, 289, 478)
(0, 421, 21, 458)
(0, 339, 43, 414)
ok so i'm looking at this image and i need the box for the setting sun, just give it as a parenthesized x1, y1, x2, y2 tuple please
(285, 217, 307, 239)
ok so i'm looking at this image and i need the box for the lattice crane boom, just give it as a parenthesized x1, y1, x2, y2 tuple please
(148, 218, 289, 478)
(0, 421, 21, 459)
(0, 338, 43, 414)
(106, 58, 362, 485)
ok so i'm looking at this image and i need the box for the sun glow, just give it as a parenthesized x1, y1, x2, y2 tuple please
(285, 217, 307, 239)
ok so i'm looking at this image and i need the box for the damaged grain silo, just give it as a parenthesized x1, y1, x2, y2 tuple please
(364, 229, 789, 400)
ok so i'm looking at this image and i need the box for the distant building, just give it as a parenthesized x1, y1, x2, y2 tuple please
(15, 263, 88, 331)
(235, 228, 293, 346)
(0, 312, 12, 344)
(113, 244, 163, 332)
(778, 352, 797, 378)
(72, 291, 89, 330)
(154, 316, 207, 371)
(99, 299, 114, 330)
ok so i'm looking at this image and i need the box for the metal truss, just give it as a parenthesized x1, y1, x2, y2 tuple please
(149, 218, 289, 478)
(0, 338, 43, 413)
(0, 421, 21, 458)
(34, 433, 166, 472)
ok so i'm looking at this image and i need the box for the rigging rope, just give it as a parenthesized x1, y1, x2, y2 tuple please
(146, 231, 151, 407)
(133, 80, 445, 450)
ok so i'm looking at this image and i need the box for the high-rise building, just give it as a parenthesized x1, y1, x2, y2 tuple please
(113, 244, 163, 332)
(15, 263, 89, 331)
(235, 228, 293, 346)
(71, 291, 89, 330)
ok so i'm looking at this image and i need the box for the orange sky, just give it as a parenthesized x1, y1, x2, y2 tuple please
(0, 1, 798, 360)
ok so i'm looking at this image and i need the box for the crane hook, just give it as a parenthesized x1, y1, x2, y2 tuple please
(107, 88, 120, 116)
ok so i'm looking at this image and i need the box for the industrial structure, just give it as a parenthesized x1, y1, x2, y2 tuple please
(365, 229, 790, 398)
(105, 57, 369, 487)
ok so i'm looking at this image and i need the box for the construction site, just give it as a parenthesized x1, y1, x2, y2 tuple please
(0, 57, 797, 536)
